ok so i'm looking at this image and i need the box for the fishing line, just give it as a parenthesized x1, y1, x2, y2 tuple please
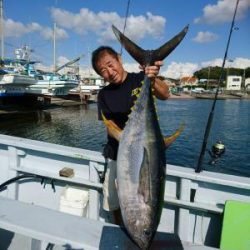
(120, 0, 131, 55)
(195, 0, 240, 173)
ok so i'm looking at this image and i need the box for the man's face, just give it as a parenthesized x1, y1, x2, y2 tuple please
(96, 52, 126, 84)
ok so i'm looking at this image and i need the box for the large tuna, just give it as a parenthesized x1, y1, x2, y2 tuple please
(103, 25, 188, 249)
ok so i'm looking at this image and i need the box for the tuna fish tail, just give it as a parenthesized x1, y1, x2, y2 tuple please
(112, 24, 189, 66)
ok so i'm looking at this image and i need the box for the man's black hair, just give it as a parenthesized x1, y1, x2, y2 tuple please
(91, 46, 119, 75)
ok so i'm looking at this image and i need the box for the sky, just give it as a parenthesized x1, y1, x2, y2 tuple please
(2, 0, 250, 78)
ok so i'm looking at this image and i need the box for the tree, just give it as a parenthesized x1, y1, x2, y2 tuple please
(194, 67, 226, 80)
(194, 66, 250, 80)
(243, 67, 250, 78)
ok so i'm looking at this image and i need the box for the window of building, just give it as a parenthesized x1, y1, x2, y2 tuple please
(232, 78, 240, 82)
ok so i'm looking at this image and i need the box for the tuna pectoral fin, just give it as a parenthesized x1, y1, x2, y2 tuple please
(138, 148, 151, 204)
(164, 123, 185, 148)
(101, 112, 122, 142)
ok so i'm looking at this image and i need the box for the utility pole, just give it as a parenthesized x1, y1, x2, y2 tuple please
(207, 66, 211, 90)
(226, 59, 234, 86)
(242, 68, 246, 90)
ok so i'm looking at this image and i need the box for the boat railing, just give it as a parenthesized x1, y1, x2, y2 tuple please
(0, 134, 104, 221)
(163, 164, 250, 245)
(0, 133, 250, 247)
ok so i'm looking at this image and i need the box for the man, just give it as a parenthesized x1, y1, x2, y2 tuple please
(91, 46, 169, 224)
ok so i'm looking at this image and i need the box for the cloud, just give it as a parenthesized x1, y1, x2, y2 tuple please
(193, 31, 218, 43)
(162, 62, 199, 79)
(27, 22, 43, 32)
(36, 57, 250, 79)
(4, 18, 42, 37)
(122, 12, 165, 42)
(232, 57, 250, 69)
(113, 57, 250, 80)
(51, 7, 166, 43)
(35, 62, 52, 72)
(194, 0, 250, 24)
(123, 63, 141, 73)
(201, 57, 250, 69)
(201, 58, 224, 68)
(3, 18, 68, 41)
(57, 56, 70, 66)
(160, 57, 250, 79)
(40, 26, 68, 41)
(35, 55, 71, 72)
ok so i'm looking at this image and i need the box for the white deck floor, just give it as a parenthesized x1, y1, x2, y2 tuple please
(0, 196, 217, 250)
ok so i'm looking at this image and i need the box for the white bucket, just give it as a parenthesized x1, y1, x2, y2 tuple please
(59, 185, 89, 217)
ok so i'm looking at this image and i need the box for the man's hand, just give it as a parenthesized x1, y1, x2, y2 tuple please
(139, 60, 169, 100)
(139, 61, 164, 79)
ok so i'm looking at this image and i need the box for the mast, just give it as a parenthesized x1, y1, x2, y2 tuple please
(0, 0, 4, 61)
(53, 22, 56, 72)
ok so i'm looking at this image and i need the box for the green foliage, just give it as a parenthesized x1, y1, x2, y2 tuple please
(244, 67, 250, 78)
(194, 66, 250, 80)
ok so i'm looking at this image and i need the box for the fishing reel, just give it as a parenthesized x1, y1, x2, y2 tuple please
(208, 140, 225, 165)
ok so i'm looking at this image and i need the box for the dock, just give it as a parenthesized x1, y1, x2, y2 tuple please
(0, 97, 89, 118)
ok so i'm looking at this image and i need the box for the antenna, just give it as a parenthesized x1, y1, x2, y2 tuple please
(195, 0, 240, 173)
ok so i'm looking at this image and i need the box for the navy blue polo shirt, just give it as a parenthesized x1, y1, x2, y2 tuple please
(98, 71, 144, 160)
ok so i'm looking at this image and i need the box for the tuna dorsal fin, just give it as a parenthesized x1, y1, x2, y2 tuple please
(112, 24, 189, 65)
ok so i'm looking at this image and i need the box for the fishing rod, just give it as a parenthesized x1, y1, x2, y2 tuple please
(120, 0, 131, 55)
(195, 0, 240, 173)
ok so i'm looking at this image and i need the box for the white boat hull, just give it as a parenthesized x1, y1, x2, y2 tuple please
(25, 79, 79, 96)
(0, 74, 37, 85)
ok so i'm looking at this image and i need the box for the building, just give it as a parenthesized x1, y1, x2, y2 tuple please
(244, 77, 250, 90)
(199, 79, 219, 88)
(180, 76, 198, 86)
(226, 76, 242, 90)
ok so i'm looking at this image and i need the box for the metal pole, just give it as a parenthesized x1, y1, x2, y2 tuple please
(53, 22, 56, 72)
(207, 66, 211, 89)
(242, 68, 246, 89)
(120, 0, 131, 55)
(0, 0, 4, 60)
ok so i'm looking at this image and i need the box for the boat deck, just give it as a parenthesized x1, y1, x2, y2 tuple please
(0, 196, 217, 250)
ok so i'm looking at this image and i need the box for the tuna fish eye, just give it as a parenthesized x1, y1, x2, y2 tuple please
(143, 228, 152, 237)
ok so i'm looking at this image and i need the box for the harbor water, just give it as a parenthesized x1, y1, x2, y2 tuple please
(0, 99, 249, 177)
